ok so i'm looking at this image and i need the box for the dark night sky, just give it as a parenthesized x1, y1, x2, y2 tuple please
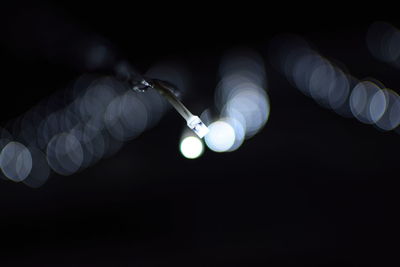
(0, 1, 398, 266)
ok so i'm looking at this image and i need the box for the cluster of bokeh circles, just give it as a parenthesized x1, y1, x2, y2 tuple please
(4, 20, 399, 182)
(179, 49, 271, 159)
(269, 32, 400, 133)
(0, 63, 178, 186)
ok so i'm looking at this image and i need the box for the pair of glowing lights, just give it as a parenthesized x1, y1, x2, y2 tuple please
(180, 120, 237, 159)
(131, 77, 253, 159)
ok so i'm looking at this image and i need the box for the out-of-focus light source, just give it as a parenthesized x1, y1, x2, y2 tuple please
(1, 56, 211, 185)
(46, 132, 84, 176)
(205, 120, 236, 152)
(23, 146, 50, 188)
(180, 136, 204, 159)
(367, 21, 400, 64)
(269, 33, 400, 135)
(375, 89, 400, 131)
(270, 35, 352, 117)
(0, 141, 32, 182)
(349, 81, 385, 125)
(207, 48, 270, 153)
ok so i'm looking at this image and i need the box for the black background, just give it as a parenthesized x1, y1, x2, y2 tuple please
(0, 1, 398, 266)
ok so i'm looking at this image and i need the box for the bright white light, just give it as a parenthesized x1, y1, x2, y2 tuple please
(205, 121, 236, 152)
(180, 136, 204, 159)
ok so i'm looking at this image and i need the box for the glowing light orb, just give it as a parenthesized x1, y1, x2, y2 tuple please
(205, 121, 236, 152)
(180, 136, 204, 159)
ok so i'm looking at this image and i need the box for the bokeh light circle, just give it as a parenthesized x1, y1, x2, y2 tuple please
(205, 120, 236, 152)
(180, 136, 204, 159)
(0, 141, 32, 182)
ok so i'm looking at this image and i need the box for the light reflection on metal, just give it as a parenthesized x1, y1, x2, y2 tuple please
(131, 78, 209, 138)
